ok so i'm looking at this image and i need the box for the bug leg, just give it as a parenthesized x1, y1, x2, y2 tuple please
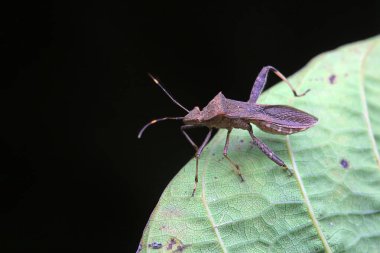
(248, 66, 310, 104)
(247, 126, 293, 176)
(193, 128, 213, 196)
(181, 125, 200, 151)
(181, 125, 213, 196)
(223, 129, 244, 182)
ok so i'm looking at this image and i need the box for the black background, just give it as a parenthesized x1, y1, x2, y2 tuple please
(1, 1, 379, 252)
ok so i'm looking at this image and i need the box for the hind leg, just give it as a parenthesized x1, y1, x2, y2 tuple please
(247, 126, 293, 175)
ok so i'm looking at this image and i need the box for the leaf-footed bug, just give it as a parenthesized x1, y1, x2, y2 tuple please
(138, 66, 318, 196)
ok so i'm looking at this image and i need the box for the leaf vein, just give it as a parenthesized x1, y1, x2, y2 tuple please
(286, 136, 332, 253)
(359, 40, 380, 171)
(201, 134, 228, 253)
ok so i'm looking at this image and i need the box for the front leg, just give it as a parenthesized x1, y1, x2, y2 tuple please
(247, 126, 293, 175)
(181, 125, 213, 196)
(248, 66, 310, 104)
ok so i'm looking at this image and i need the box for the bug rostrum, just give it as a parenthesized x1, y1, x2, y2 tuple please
(138, 66, 318, 196)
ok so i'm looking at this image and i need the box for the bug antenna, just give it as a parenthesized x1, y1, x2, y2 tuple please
(138, 117, 184, 138)
(148, 73, 190, 113)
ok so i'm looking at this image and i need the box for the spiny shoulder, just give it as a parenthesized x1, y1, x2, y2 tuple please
(201, 92, 227, 120)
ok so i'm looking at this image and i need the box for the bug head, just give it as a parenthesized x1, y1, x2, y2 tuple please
(138, 74, 189, 138)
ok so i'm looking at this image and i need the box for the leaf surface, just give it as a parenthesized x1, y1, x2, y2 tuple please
(138, 36, 380, 253)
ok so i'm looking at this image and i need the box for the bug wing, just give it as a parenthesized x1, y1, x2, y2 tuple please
(224, 102, 318, 134)
(257, 105, 318, 128)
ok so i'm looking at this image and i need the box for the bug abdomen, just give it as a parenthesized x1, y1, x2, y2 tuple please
(255, 121, 308, 135)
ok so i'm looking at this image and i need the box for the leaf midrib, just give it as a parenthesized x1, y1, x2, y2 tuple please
(359, 40, 380, 171)
(286, 54, 333, 252)
(201, 133, 228, 253)
(286, 136, 332, 253)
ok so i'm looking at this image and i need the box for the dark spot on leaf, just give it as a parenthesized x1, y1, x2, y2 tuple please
(167, 238, 177, 250)
(148, 242, 163, 249)
(165, 238, 188, 252)
(240, 139, 244, 143)
(175, 244, 189, 252)
(214, 176, 218, 179)
(340, 159, 349, 169)
(212, 153, 215, 156)
(329, 74, 336, 84)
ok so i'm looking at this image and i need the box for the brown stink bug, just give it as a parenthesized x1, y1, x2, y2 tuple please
(138, 66, 318, 196)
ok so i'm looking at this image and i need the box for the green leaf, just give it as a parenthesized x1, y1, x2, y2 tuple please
(137, 36, 380, 253)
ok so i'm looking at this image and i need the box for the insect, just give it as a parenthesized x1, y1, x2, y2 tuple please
(138, 66, 318, 196)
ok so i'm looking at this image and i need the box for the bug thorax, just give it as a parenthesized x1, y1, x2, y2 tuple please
(183, 92, 227, 125)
